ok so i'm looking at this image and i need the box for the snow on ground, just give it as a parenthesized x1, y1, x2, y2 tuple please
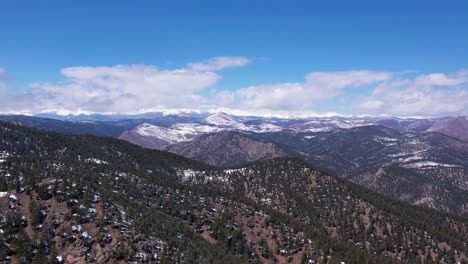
(136, 115, 284, 142)
(171, 123, 222, 136)
(85, 158, 109, 165)
(373, 136, 399, 146)
(413, 197, 436, 207)
(303, 127, 333, 132)
(388, 149, 428, 158)
(0, 151, 10, 163)
(330, 119, 374, 129)
(136, 123, 223, 143)
(204, 113, 242, 127)
(253, 123, 283, 132)
(0, 192, 7, 198)
(373, 136, 398, 142)
(403, 161, 462, 169)
(181, 169, 237, 183)
(182, 169, 197, 179)
(136, 123, 192, 143)
(297, 119, 375, 130)
(398, 155, 424, 163)
(224, 168, 246, 174)
(405, 139, 422, 145)
(75, 120, 97, 124)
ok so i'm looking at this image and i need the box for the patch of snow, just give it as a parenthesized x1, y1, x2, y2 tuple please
(171, 123, 222, 136)
(398, 155, 424, 163)
(373, 136, 399, 146)
(136, 116, 285, 141)
(253, 123, 283, 132)
(0, 192, 7, 198)
(224, 168, 246, 174)
(373, 136, 398, 142)
(75, 120, 97, 124)
(180, 169, 198, 181)
(413, 197, 435, 206)
(85, 158, 109, 165)
(403, 161, 462, 169)
(135, 123, 194, 143)
(388, 149, 428, 158)
(405, 139, 422, 145)
(303, 127, 333, 132)
(181, 169, 230, 183)
(0, 151, 9, 162)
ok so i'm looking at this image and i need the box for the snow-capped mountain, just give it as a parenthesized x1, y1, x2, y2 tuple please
(133, 123, 193, 143)
(204, 112, 240, 126)
(3, 113, 468, 142)
(202, 113, 284, 132)
(289, 118, 375, 131)
(118, 116, 286, 150)
(203, 112, 252, 131)
(119, 123, 224, 149)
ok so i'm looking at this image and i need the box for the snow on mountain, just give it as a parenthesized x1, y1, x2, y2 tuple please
(171, 123, 222, 136)
(204, 113, 245, 128)
(290, 118, 375, 131)
(119, 122, 226, 150)
(135, 123, 193, 144)
(202, 112, 284, 132)
(402, 161, 462, 169)
(253, 123, 283, 132)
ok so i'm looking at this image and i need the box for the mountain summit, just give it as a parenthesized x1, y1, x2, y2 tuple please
(204, 112, 244, 127)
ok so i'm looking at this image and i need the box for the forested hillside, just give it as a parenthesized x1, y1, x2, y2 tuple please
(0, 121, 466, 263)
(251, 126, 468, 214)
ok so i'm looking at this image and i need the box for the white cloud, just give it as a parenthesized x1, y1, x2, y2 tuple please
(237, 70, 392, 110)
(355, 70, 468, 116)
(0, 64, 225, 114)
(413, 71, 468, 87)
(0, 57, 254, 114)
(1, 61, 467, 118)
(188, 56, 250, 71)
(213, 90, 235, 107)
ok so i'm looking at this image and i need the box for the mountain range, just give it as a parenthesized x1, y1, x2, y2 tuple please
(0, 113, 467, 216)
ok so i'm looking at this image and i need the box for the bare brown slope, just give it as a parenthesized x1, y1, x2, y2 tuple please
(168, 131, 287, 167)
(427, 117, 468, 142)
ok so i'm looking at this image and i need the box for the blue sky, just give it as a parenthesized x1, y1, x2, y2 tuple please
(0, 0, 467, 117)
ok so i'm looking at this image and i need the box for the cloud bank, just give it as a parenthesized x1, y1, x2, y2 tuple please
(355, 70, 468, 116)
(0, 59, 467, 117)
(0, 57, 248, 114)
(237, 70, 392, 110)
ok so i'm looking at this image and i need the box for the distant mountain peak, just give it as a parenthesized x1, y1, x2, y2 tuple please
(204, 112, 239, 126)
